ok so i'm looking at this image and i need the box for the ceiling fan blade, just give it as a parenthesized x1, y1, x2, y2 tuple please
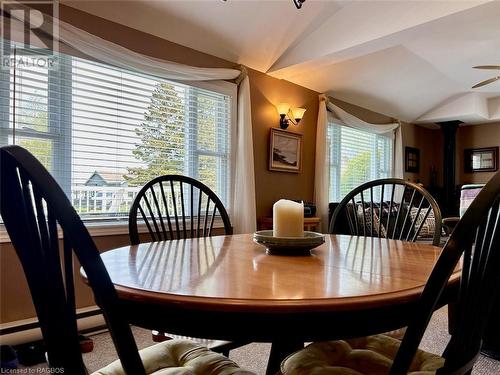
(293, 0, 306, 9)
(473, 65, 500, 70)
(472, 76, 500, 89)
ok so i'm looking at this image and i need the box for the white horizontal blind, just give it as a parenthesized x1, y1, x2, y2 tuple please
(328, 121, 393, 202)
(0, 44, 232, 221)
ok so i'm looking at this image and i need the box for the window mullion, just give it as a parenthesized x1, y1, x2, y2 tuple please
(370, 134, 377, 180)
(382, 137, 385, 177)
(0, 40, 10, 145)
(330, 123, 341, 202)
(185, 87, 198, 180)
(387, 136, 393, 177)
(48, 53, 72, 197)
(217, 96, 227, 204)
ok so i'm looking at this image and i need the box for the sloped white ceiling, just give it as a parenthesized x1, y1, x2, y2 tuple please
(63, 0, 500, 125)
(61, 0, 343, 72)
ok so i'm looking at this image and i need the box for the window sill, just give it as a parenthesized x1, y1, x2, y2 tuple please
(0, 219, 227, 244)
(0, 221, 133, 243)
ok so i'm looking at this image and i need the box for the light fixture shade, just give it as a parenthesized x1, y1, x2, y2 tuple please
(291, 107, 306, 120)
(276, 103, 291, 115)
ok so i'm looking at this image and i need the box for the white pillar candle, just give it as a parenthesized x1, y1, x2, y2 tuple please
(273, 199, 304, 237)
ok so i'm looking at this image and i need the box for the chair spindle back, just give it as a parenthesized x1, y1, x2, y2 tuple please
(389, 171, 500, 375)
(330, 179, 442, 246)
(128, 175, 232, 245)
(0, 145, 146, 375)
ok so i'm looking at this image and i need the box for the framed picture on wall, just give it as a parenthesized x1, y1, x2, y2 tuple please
(405, 147, 420, 173)
(269, 128, 302, 173)
(464, 147, 499, 173)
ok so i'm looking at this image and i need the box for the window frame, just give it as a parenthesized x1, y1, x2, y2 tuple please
(327, 119, 394, 203)
(0, 44, 237, 236)
(182, 79, 237, 214)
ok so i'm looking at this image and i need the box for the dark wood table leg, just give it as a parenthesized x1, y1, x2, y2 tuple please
(266, 340, 303, 375)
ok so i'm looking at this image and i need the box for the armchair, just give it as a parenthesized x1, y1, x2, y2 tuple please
(442, 184, 484, 234)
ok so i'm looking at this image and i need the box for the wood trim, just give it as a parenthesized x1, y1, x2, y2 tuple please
(0, 307, 102, 336)
(0, 219, 227, 243)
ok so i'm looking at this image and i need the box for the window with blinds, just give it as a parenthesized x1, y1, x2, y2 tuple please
(328, 121, 393, 202)
(0, 44, 234, 221)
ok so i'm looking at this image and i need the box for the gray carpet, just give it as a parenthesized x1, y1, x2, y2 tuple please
(24, 307, 500, 374)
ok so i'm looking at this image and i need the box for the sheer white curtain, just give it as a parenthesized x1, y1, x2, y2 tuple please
(314, 95, 330, 233)
(4, 3, 256, 233)
(4, 3, 241, 81)
(232, 74, 256, 233)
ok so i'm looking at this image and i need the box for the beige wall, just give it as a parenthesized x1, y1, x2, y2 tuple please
(0, 234, 131, 322)
(250, 71, 318, 218)
(456, 123, 500, 185)
(402, 124, 443, 186)
(400, 122, 500, 189)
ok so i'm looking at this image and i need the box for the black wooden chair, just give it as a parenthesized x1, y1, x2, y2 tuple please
(330, 178, 443, 246)
(281, 170, 500, 375)
(128, 174, 243, 354)
(129, 175, 232, 245)
(0, 145, 252, 375)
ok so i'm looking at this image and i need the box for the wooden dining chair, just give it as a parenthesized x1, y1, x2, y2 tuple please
(330, 178, 443, 246)
(281, 170, 500, 375)
(0, 145, 253, 375)
(129, 175, 232, 245)
(128, 175, 243, 354)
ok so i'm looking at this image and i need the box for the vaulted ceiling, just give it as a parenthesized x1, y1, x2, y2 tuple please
(63, 0, 500, 125)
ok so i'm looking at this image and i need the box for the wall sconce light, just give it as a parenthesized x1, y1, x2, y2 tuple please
(276, 103, 306, 129)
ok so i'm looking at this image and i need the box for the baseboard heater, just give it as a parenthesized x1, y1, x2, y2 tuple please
(0, 306, 105, 346)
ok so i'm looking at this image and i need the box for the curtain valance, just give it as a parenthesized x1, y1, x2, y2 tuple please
(3, 2, 242, 81)
(327, 102, 400, 134)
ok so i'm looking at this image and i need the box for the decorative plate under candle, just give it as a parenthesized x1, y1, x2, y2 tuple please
(253, 230, 325, 255)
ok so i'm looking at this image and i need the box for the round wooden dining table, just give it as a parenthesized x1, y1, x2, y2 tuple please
(95, 234, 460, 374)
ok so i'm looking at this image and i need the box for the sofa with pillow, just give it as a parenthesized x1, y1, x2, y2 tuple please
(329, 201, 445, 246)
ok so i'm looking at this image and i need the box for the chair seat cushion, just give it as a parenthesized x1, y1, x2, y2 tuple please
(280, 334, 444, 375)
(382, 328, 406, 340)
(92, 339, 255, 375)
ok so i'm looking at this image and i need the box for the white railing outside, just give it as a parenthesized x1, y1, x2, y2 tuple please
(71, 185, 229, 224)
(72, 186, 141, 217)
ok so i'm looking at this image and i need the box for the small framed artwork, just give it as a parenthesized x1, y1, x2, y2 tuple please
(405, 147, 420, 173)
(269, 128, 302, 173)
(464, 147, 499, 173)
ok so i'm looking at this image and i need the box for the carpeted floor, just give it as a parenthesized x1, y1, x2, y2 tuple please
(24, 307, 500, 374)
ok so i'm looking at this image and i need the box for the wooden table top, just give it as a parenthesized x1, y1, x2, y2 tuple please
(98, 234, 459, 314)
